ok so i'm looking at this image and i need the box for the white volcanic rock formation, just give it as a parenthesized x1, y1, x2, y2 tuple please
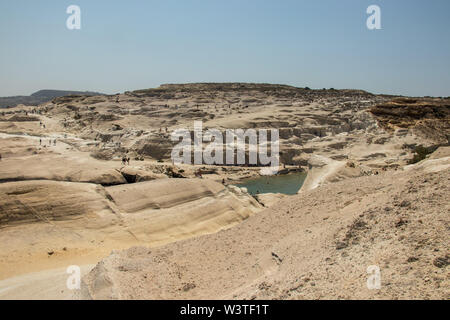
(0, 84, 448, 299)
(81, 154, 450, 300)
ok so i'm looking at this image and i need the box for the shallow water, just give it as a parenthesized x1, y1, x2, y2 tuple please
(234, 172, 307, 195)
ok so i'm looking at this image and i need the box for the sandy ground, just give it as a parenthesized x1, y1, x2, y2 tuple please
(0, 84, 448, 299)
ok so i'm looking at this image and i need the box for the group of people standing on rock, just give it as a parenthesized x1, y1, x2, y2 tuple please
(39, 138, 56, 146)
(122, 156, 131, 165)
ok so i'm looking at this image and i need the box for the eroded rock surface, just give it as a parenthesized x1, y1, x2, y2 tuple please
(81, 155, 450, 300)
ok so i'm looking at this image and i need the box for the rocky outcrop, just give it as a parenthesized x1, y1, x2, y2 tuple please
(81, 156, 450, 300)
(0, 180, 116, 227)
(119, 167, 166, 183)
(370, 97, 450, 144)
(0, 154, 127, 186)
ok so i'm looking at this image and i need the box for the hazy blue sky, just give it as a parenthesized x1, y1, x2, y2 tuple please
(1, 0, 449, 97)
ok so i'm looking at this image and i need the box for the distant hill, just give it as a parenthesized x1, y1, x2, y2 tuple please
(0, 90, 103, 108)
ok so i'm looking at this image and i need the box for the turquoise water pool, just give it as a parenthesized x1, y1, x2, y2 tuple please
(234, 172, 307, 195)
